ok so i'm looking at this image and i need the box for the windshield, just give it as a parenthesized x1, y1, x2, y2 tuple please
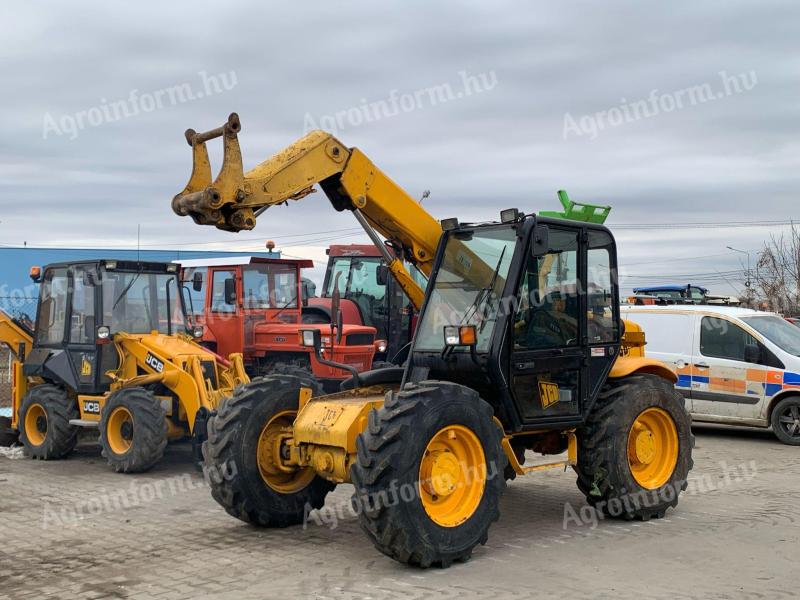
(102, 270, 185, 335)
(242, 264, 298, 309)
(741, 315, 800, 357)
(415, 227, 516, 352)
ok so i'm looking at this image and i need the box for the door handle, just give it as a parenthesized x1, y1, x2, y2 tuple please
(695, 362, 709, 369)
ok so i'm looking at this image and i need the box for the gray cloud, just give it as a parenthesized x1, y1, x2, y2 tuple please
(0, 0, 797, 293)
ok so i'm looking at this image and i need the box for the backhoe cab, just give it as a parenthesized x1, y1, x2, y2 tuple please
(173, 116, 693, 568)
(0, 259, 247, 472)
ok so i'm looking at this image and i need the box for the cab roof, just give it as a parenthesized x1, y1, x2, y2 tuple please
(175, 256, 313, 268)
(622, 304, 778, 319)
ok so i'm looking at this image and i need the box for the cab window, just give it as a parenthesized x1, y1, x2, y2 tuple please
(69, 267, 96, 344)
(587, 230, 618, 343)
(36, 268, 69, 345)
(211, 270, 237, 313)
(514, 229, 579, 349)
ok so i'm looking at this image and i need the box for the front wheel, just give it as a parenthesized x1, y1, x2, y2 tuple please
(771, 396, 800, 445)
(350, 381, 507, 568)
(99, 387, 168, 473)
(202, 375, 335, 527)
(575, 374, 694, 520)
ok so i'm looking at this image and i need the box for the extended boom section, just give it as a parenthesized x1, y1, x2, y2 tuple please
(172, 114, 441, 309)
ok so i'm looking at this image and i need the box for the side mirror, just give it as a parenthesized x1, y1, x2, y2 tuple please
(192, 271, 204, 292)
(531, 224, 550, 257)
(224, 278, 236, 305)
(376, 264, 389, 286)
(744, 343, 761, 364)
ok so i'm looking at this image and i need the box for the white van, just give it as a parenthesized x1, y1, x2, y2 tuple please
(620, 305, 800, 445)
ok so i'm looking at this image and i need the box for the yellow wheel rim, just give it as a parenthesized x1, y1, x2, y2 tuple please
(257, 410, 315, 494)
(418, 425, 486, 528)
(24, 403, 48, 446)
(107, 406, 134, 455)
(627, 407, 679, 489)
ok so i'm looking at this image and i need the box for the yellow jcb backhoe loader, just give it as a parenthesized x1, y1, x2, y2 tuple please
(172, 114, 693, 567)
(0, 259, 248, 472)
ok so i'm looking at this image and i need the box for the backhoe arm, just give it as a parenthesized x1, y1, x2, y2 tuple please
(171, 114, 441, 309)
(0, 309, 34, 361)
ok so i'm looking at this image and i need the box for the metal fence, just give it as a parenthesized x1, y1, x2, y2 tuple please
(0, 348, 11, 408)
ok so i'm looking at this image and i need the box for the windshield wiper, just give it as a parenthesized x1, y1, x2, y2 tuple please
(460, 246, 507, 330)
(272, 293, 298, 320)
(113, 268, 143, 309)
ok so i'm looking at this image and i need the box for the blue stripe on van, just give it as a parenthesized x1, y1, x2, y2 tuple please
(691, 375, 710, 384)
(765, 383, 783, 397)
(783, 372, 800, 385)
(677, 375, 692, 388)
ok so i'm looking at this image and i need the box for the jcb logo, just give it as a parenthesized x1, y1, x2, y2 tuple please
(81, 357, 92, 377)
(83, 401, 101, 415)
(538, 381, 560, 409)
(145, 353, 164, 373)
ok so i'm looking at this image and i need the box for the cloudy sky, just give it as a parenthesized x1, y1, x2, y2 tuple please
(1, 1, 797, 291)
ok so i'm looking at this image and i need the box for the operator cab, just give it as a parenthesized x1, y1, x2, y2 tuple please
(407, 212, 620, 432)
(26, 260, 190, 395)
(323, 246, 427, 362)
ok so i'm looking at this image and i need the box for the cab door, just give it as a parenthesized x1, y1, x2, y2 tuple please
(66, 265, 102, 393)
(205, 268, 243, 357)
(509, 226, 587, 422)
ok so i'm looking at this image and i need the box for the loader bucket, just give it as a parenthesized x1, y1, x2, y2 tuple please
(171, 112, 256, 232)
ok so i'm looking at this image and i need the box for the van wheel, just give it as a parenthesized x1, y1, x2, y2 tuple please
(771, 396, 800, 445)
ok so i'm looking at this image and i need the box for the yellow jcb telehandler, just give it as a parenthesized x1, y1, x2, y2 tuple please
(0, 259, 248, 472)
(172, 114, 694, 567)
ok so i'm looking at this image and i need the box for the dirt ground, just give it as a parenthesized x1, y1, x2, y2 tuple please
(0, 424, 796, 600)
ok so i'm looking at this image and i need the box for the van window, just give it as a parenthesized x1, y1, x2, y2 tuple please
(700, 317, 757, 362)
(625, 312, 693, 355)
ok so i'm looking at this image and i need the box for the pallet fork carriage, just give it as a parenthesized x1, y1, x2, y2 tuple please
(172, 114, 693, 567)
(0, 260, 248, 472)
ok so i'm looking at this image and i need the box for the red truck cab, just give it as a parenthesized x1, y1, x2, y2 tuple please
(179, 257, 380, 391)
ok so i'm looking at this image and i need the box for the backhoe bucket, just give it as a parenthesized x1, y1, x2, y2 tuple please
(171, 112, 255, 231)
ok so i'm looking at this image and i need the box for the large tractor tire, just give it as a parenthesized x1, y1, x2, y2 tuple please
(18, 384, 79, 459)
(770, 396, 800, 445)
(99, 387, 168, 473)
(202, 376, 335, 527)
(350, 381, 507, 568)
(258, 361, 323, 397)
(575, 374, 694, 521)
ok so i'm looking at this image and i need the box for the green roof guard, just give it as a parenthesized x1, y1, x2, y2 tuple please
(539, 190, 611, 224)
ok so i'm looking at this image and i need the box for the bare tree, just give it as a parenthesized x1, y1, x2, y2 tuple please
(752, 223, 800, 314)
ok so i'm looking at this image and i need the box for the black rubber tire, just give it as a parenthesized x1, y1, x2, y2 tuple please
(770, 396, 800, 445)
(202, 375, 335, 527)
(258, 361, 323, 397)
(575, 374, 694, 521)
(370, 361, 395, 370)
(99, 387, 168, 473)
(18, 384, 78, 459)
(350, 381, 507, 568)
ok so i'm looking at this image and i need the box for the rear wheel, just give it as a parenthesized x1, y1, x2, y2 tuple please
(203, 376, 335, 527)
(575, 374, 693, 520)
(18, 384, 78, 459)
(350, 381, 507, 567)
(99, 388, 167, 473)
(771, 396, 800, 445)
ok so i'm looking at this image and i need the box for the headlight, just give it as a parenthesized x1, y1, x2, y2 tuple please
(300, 330, 316, 347)
(192, 325, 204, 339)
(105, 261, 117, 270)
(377, 340, 388, 354)
(96, 326, 111, 341)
